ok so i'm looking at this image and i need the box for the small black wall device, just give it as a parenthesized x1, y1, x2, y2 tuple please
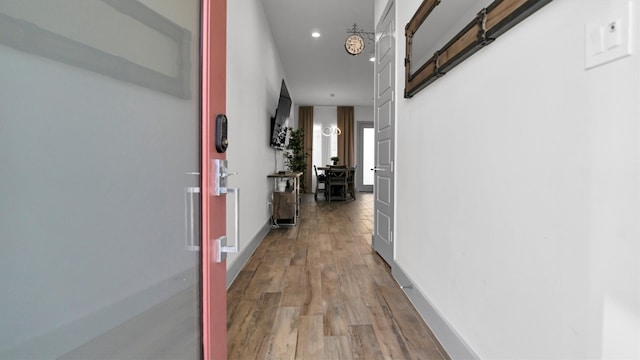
(215, 114, 228, 153)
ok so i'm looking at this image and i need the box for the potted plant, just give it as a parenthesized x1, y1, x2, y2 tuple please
(330, 156, 340, 165)
(284, 127, 309, 192)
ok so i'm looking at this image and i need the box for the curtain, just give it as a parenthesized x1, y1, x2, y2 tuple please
(337, 106, 355, 167)
(299, 106, 314, 193)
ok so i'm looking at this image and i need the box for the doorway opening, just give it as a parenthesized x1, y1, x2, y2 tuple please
(357, 121, 374, 192)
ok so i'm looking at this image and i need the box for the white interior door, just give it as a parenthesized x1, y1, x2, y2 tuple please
(372, 1, 395, 265)
(0, 1, 203, 358)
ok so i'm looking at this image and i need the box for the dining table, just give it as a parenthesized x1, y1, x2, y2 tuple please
(317, 166, 356, 201)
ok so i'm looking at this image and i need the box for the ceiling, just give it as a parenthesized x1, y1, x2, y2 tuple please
(261, 0, 376, 107)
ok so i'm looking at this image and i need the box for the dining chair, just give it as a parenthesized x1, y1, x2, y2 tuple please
(313, 165, 326, 201)
(347, 165, 357, 200)
(327, 165, 348, 204)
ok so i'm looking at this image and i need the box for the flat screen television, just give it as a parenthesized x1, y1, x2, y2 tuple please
(270, 80, 292, 150)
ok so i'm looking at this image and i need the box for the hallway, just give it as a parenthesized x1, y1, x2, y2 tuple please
(227, 194, 448, 359)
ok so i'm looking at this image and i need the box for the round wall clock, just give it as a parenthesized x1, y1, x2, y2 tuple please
(345, 34, 365, 56)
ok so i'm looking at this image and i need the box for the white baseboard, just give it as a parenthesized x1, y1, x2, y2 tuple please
(391, 262, 479, 360)
(226, 220, 271, 288)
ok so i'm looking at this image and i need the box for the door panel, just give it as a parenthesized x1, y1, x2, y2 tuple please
(377, 138, 393, 166)
(377, 61, 392, 98)
(0, 1, 203, 358)
(373, 1, 395, 265)
(378, 99, 392, 129)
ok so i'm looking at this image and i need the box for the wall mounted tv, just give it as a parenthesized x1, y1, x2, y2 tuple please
(270, 79, 292, 150)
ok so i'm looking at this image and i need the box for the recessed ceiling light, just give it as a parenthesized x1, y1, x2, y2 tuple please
(311, 32, 321, 38)
(369, 56, 375, 62)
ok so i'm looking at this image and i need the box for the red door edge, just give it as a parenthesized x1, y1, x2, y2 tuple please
(201, 0, 227, 359)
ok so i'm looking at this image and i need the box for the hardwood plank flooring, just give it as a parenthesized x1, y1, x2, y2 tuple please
(227, 193, 449, 360)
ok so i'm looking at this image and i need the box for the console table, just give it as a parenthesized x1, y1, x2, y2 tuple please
(267, 172, 302, 226)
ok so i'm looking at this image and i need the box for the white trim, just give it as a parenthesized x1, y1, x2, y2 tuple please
(392, 263, 479, 360)
(226, 221, 271, 288)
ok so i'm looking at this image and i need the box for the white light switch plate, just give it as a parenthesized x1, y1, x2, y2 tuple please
(585, 0, 633, 70)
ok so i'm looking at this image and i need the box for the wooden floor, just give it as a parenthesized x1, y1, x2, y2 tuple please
(227, 193, 448, 360)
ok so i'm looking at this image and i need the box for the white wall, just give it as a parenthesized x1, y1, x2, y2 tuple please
(225, 0, 289, 268)
(394, 0, 640, 358)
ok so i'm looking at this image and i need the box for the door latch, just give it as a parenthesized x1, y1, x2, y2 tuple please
(212, 159, 239, 262)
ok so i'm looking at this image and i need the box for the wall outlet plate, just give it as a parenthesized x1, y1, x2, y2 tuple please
(585, 0, 633, 70)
